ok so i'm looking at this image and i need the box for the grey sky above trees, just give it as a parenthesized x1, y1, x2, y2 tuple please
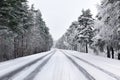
(28, 0, 101, 40)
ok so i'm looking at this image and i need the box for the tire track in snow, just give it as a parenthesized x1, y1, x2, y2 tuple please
(61, 51, 95, 80)
(72, 55, 120, 80)
(24, 51, 55, 80)
(65, 51, 120, 80)
(0, 50, 55, 80)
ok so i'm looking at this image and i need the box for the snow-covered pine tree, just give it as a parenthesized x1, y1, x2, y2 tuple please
(13, 1, 31, 58)
(0, 1, 53, 61)
(93, 0, 120, 59)
(77, 9, 94, 53)
(0, 0, 29, 60)
(0, 0, 27, 33)
(56, 9, 94, 53)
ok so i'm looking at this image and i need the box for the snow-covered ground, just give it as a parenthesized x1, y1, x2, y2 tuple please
(0, 49, 120, 80)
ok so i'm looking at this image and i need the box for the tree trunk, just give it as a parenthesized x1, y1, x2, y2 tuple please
(86, 42, 88, 53)
(110, 46, 114, 59)
(14, 37, 18, 58)
(74, 44, 77, 51)
(107, 46, 110, 58)
(21, 35, 24, 57)
(118, 53, 120, 60)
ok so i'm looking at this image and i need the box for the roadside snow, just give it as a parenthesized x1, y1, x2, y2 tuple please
(64, 50, 120, 78)
(0, 50, 54, 79)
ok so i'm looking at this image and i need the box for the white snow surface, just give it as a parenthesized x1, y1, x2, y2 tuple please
(0, 49, 120, 80)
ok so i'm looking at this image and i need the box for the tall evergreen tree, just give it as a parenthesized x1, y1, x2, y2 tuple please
(0, 0, 27, 33)
(77, 9, 94, 53)
(0, 1, 53, 61)
(93, 0, 120, 58)
(56, 9, 94, 53)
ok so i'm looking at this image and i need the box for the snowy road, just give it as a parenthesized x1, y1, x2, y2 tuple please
(0, 49, 120, 80)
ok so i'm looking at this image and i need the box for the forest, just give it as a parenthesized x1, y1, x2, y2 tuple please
(55, 0, 120, 60)
(0, 0, 53, 61)
(1, 0, 120, 79)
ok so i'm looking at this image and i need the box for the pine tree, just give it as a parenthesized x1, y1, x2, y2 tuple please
(77, 9, 94, 53)
(0, 0, 27, 33)
(56, 9, 94, 53)
(0, 1, 53, 61)
(93, 0, 120, 58)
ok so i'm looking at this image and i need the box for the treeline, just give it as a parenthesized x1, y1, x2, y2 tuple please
(56, 0, 120, 59)
(56, 9, 94, 53)
(0, 0, 53, 61)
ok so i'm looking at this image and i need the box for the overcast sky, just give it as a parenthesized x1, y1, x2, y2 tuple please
(28, 0, 101, 40)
